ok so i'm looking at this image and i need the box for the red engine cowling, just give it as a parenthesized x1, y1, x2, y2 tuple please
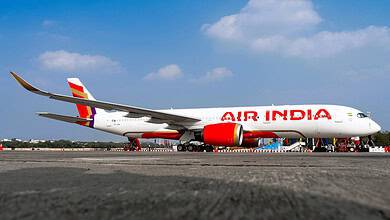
(202, 123, 243, 146)
(241, 138, 260, 148)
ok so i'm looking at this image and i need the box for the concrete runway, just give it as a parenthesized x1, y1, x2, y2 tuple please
(0, 151, 389, 220)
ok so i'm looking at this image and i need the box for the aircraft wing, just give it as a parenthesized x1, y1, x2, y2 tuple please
(11, 72, 200, 123)
(37, 112, 93, 124)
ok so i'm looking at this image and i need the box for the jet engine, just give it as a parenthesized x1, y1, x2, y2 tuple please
(194, 123, 243, 146)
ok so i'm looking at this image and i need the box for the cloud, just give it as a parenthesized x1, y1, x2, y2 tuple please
(37, 20, 70, 42)
(42, 20, 57, 28)
(251, 26, 390, 58)
(38, 50, 122, 73)
(144, 64, 182, 80)
(192, 67, 233, 83)
(202, 0, 390, 58)
(203, 0, 320, 41)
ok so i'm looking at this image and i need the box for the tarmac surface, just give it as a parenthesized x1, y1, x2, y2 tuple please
(0, 151, 389, 220)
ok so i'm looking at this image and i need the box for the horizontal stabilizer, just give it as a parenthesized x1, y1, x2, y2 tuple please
(37, 112, 92, 124)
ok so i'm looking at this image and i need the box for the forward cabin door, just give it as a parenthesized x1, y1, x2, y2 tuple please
(333, 108, 344, 124)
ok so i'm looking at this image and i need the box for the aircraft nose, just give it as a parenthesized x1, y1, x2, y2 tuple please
(370, 120, 381, 133)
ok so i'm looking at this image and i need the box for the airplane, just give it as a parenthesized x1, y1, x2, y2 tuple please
(10, 72, 381, 151)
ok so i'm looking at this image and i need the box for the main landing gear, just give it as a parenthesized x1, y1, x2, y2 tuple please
(124, 137, 141, 151)
(177, 142, 214, 152)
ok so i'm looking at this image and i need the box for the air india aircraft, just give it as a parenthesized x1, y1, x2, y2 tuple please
(10, 72, 381, 151)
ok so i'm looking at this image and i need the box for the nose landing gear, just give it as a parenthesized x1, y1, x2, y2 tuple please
(367, 135, 376, 146)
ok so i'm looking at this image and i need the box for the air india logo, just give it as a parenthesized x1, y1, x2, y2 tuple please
(221, 109, 332, 122)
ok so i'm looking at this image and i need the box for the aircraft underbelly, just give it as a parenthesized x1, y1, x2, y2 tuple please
(94, 117, 177, 137)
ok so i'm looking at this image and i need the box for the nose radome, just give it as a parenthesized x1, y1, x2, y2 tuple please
(371, 120, 381, 133)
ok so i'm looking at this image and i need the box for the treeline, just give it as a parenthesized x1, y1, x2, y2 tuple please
(372, 131, 390, 146)
(0, 140, 163, 149)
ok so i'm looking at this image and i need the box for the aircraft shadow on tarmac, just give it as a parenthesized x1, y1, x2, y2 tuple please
(0, 167, 388, 220)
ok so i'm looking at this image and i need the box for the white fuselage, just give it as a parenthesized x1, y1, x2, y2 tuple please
(91, 104, 381, 141)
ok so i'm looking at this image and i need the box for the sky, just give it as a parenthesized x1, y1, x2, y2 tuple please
(0, 0, 389, 141)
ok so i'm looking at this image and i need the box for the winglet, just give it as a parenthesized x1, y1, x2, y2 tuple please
(10, 72, 49, 96)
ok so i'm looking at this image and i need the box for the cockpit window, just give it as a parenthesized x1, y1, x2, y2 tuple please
(357, 113, 368, 118)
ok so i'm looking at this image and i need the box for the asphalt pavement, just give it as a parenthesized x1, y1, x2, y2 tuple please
(0, 151, 389, 220)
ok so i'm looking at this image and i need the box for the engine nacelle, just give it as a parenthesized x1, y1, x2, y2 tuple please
(195, 123, 243, 146)
(241, 138, 260, 148)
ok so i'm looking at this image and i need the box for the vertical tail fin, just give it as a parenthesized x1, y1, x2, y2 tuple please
(67, 78, 104, 126)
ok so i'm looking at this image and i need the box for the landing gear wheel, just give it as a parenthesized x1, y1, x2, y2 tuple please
(205, 145, 214, 152)
(187, 144, 194, 152)
(194, 145, 201, 152)
(177, 144, 184, 152)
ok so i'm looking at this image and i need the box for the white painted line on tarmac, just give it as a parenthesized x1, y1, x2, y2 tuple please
(73, 157, 161, 161)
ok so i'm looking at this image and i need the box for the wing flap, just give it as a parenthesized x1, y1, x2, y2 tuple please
(11, 72, 200, 123)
